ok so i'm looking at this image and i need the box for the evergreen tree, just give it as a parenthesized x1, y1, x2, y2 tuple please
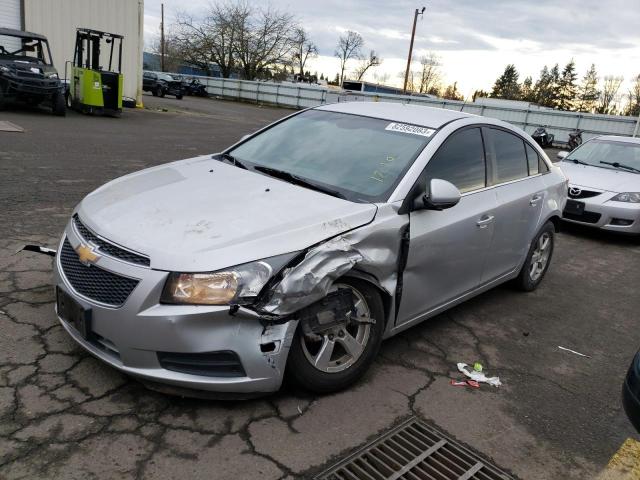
(490, 64, 521, 99)
(533, 64, 560, 108)
(472, 89, 489, 101)
(557, 60, 578, 110)
(442, 82, 464, 101)
(520, 76, 534, 102)
(624, 74, 640, 117)
(575, 64, 600, 113)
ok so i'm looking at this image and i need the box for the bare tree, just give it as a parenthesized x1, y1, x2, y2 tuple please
(172, 3, 247, 78)
(234, 7, 296, 80)
(373, 71, 390, 85)
(290, 27, 317, 76)
(354, 50, 381, 81)
(335, 30, 363, 86)
(150, 34, 182, 72)
(597, 75, 623, 114)
(624, 74, 640, 117)
(417, 52, 441, 94)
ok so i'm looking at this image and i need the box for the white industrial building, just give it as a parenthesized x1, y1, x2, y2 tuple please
(0, 0, 144, 102)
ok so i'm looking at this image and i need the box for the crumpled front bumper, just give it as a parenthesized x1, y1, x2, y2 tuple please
(53, 222, 298, 395)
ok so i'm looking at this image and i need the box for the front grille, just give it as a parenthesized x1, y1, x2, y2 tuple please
(157, 351, 246, 378)
(563, 210, 602, 224)
(73, 215, 150, 267)
(316, 417, 513, 480)
(567, 187, 601, 199)
(59, 238, 139, 307)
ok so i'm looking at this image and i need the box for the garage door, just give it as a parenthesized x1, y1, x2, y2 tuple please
(0, 0, 21, 29)
(0, 0, 22, 52)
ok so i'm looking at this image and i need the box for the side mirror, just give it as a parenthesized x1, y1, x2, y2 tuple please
(416, 179, 461, 211)
(557, 151, 569, 160)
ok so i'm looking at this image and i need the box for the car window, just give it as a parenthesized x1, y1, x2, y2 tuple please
(492, 129, 528, 183)
(230, 110, 435, 202)
(525, 143, 539, 175)
(424, 128, 486, 193)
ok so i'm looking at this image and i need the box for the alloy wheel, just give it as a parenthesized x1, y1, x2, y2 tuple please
(301, 284, 371, 373)
(529, 232, 552, 282)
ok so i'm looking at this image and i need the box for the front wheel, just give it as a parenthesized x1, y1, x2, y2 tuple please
(515, 221, 555, 291)
(52, 92, 66, 116)
(286, 278, 385, 393)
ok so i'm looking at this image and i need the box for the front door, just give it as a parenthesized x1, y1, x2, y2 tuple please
(397, 127, 497, 326)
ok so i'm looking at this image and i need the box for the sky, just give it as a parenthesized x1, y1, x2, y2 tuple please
(143, 0, 640, 100)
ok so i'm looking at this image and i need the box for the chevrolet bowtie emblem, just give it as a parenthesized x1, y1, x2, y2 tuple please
(75, 243, 100, 266)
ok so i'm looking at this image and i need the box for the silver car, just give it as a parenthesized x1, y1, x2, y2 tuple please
(53, 102, 567, 396)
(557, 135, 640, 234)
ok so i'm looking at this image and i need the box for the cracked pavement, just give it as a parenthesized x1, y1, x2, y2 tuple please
(1, 95, 639, 479)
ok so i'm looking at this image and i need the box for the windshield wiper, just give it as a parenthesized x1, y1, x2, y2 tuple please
(216, 152, 247, 170)
(253, 165, 346, 199)
(600, 161, 640, 174)
(567, 158, 590, 166)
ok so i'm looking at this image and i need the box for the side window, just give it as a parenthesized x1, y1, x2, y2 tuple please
(539, 156, 549, 173)
(425, 128, 486, 193)
(525, 143, 539, 175)
(491, 129, 529, 183)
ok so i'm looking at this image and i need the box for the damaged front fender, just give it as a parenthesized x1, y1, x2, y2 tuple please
(257, 203, 409, 325)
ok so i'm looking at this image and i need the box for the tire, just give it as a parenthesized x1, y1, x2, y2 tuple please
(52, 92, 66, 116)
(151, 88, 158, 97)
(286, 278, 385, 393)
(176, 94, 183, 100)
(157, 87, 165, 98)
(515, 221, 555, 291)
(65, 91, 72, 109)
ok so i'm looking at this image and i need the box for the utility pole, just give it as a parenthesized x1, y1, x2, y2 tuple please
(403, 6, 425, 94)
(160, 3, 165, 72)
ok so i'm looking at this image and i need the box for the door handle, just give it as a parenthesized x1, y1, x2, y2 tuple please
(530, 194, 543, 206)
(476, 215, 495, 228)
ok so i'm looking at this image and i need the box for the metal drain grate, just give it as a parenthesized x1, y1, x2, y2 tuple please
(315, 417, 514, 480)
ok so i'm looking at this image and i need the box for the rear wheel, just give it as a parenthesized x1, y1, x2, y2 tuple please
(286, 278, 385, 393)
(515, 221, 555, 291)
(156, 86, 165, 98)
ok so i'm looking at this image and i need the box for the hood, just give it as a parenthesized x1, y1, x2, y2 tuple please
(558, 161, 640, 193)
(77, 156, 377, 272)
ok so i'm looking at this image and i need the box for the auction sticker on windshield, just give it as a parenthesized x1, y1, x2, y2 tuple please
(385, 122, 435, 137)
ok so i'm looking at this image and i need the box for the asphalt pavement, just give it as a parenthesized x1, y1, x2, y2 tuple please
(0, 94, 638, 479)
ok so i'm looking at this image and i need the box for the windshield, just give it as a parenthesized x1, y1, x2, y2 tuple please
(0, 35, 51, 65)
(229, 110, 434, 202)
(157, 73, 174, 81)
(566, 139, 640, 172)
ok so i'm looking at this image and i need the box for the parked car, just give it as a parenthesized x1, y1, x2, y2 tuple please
(183, 77, 208, 97)
(53, 102, 567, 396)
(557, 136, 640, 234)
(0, 28, 65, 115)
(142, 71, 183, 99)
(623, 351, 640, 433)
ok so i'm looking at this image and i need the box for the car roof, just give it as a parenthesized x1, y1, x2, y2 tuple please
(0, 28, 47, 41)
(315, 101, 474, 129)
(592, 135, 640, 145)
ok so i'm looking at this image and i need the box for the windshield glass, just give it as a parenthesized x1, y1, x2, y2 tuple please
(229, 110, 434, 202)
(566, 139, 640, 172)
(0, 35, 51, 65)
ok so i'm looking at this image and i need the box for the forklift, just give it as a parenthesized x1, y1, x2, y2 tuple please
(66, 28, 123, 116)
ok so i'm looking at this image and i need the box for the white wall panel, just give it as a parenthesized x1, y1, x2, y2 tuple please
(23, 0, 143, 101)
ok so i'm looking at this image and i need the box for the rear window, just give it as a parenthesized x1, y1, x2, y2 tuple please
(491, 129, 528, 183)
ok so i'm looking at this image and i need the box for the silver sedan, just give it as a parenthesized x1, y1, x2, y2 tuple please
(53, 102, 567, 396)
(558, 135, 640, 234)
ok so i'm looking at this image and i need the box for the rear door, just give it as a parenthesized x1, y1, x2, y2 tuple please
(481, 127, 547, 283)
(397, 127, 498, 325)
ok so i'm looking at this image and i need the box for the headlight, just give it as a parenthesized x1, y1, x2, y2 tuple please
(0, 66, 9, 73)
(47, 72, 59, 79)
(160, 254, 297, 305)
(611, 192, 640, 203)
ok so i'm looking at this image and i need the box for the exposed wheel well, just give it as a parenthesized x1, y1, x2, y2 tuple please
(343, 272, 393, 329)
